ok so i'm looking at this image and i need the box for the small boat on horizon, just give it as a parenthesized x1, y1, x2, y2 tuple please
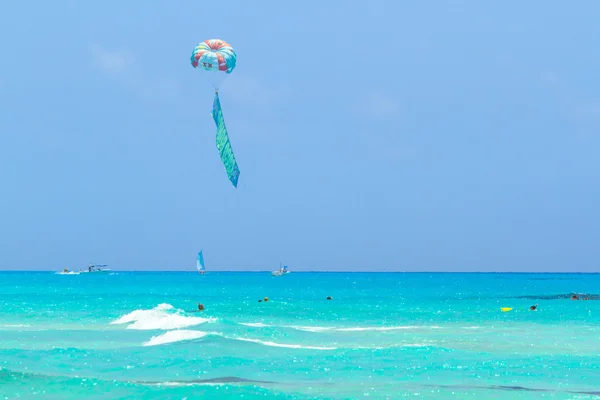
(272, 264, 290, 277)
(197, 251, 206, 274)
(80, 264, 111, 274)
(56, 268, 80, 275)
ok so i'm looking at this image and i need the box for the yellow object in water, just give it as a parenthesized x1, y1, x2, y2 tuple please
(501, 307, 513, 312)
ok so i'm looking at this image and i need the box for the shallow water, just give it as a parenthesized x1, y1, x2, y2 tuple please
(1, 271, 599, 399)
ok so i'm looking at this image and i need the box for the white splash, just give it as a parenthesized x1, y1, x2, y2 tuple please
(143, 330, 211, 347)
(334, 326, 441, 332)
(243, 323, 442, 333)
(111, 303, 216, 330)
(235, 337, 337, 350)
(239, 322, 272, 328)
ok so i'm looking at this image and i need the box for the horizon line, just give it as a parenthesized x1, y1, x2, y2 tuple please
(0, 270, 598, 274)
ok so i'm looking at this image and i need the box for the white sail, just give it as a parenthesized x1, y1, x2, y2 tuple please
(197, 251, 205, 274)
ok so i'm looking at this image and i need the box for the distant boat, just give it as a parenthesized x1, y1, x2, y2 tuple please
(197, 251, 206, 274)
(272, 263, 290, 277)
(56, 268, 80, 275)
(80, 264, 111, 273)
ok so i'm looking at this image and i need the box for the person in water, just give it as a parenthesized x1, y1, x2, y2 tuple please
(197, 303, 204, 311)
(571, 294, 579, 300)
(530, 305, 537, 311)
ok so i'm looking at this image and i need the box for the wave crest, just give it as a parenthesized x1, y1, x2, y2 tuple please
(235, 337, 337, 350)
(111, 304, 216, 330)
(143, 330, 213, 346)
(240, 322, 441, 333)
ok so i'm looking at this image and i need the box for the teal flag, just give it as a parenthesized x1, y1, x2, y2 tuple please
(211, 92, 240, 188)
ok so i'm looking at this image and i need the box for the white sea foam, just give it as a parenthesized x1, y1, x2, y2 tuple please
(143, 330, 211, 346)
(286, 325, 332, 332)
(390, 343, 434, 348)
(239, 322, 272, 328)
(149, 382, 225, 387)
(111, 303, 216, 330)
(365, 343, 434, 350)
(0, 324, 30, 328)
(235, 337, 337, 350)
(242, 323, 441, 333)
(335, 325, 441, 332)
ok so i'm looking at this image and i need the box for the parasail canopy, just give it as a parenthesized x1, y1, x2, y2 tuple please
(190, 38, 241, 188)
(190, 39, 237, 90)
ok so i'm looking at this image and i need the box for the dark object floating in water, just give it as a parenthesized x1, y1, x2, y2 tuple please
(326, 296, 332, 300)
(422, 383, 600, 396)
(513, 293, 600, 301)
(141, 376, 276, 385)
(258, 300, 262, 302)
(188, 376, 275, 384)
(528, 277, 581, 281)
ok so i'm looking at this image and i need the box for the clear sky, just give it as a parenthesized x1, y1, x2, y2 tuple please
(1, 1, 599, 272)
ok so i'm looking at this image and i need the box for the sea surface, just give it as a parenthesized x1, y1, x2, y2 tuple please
(1, 271, 600, 399)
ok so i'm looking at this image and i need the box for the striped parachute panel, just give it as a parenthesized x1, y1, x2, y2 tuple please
(191, 39, 236, 74)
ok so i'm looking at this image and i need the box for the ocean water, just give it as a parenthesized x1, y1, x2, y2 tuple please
(1, 272, 600, 399)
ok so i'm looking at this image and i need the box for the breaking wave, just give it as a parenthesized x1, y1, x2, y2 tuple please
(111, 303, 216, 330)
(234, 337, 337, 350)
(240, 322, 441, 333)
(143, 330, 213, 346)
(239, 322, 271, 328)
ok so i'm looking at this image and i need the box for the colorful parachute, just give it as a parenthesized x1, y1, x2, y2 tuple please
(190, 39, 240, 188)
(191, 39, 237, 74)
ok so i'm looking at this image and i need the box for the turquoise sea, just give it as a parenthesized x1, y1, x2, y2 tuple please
(1, 271, 600, 399)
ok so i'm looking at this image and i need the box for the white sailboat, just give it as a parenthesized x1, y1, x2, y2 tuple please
(271, 263, 290, 277)
(197, 251, 206, 274)
(80, 264, 111, 274)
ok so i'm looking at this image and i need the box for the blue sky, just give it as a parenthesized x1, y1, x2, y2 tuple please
(1, 1, 599, 271)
